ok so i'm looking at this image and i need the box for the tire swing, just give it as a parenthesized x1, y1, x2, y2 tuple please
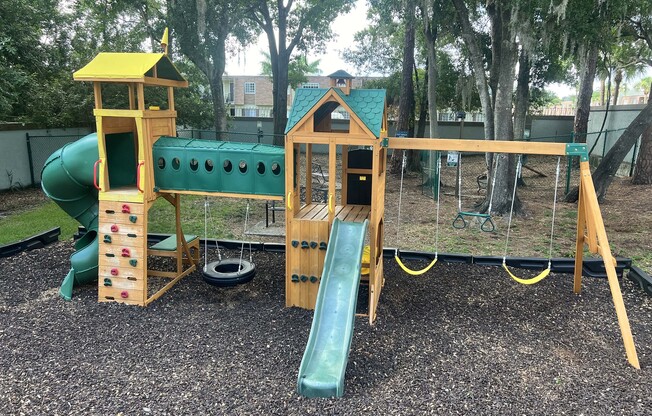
(202, 197, 256, 287)
(394, 151, 440, 275)
(501, 155, 561, 284)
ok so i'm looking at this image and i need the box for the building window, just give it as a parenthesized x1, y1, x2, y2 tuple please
(301, 82, 320, 89)
(244, 82, 256, 95)
(244, 107, 257, 117)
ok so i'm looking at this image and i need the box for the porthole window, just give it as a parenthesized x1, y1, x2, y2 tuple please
(190, 158, 199, 171)
(239, 160, 247, 174)
(256, 161, 265, 175)
(157, 157, 166, 169)
(172, 157, 180, 170)
(205, 159, 214, 172)
(223, 160, 233, 173)
(271, 162, 281, 175)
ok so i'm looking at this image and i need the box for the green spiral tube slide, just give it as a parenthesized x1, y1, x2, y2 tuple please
(41, 133, 100, 300)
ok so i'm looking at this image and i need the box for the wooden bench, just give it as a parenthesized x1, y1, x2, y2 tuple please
(148, 234, 200, 278)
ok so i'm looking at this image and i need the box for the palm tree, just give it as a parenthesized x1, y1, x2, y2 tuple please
(260, 52, 322, 89)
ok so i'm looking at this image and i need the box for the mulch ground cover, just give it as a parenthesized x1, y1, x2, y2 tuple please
(2, 242, 652, 415)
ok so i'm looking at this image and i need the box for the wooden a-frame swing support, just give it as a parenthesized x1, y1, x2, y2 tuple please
(386, 137, 640, 369)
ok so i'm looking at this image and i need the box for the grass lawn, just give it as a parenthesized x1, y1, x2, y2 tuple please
(0, 194, 249, 246)
(0, 201, 79, 245)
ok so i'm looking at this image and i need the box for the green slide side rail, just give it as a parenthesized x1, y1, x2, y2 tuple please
(41, 133, 101, 300)
(297, 218, 368, 398)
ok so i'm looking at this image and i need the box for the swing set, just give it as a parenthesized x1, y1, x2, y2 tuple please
(394, 150, 562, 285)
(387, 137, 639, 369)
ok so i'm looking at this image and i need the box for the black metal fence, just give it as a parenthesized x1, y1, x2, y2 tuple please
(177, 129, 285, 145)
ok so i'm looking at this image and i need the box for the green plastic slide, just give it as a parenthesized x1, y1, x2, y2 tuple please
(297, 218, 368, 398)
(41, 133, 100, 300)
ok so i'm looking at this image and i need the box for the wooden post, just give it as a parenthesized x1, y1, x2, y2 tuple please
(93, 82, 102, 109)
(137, 83, 145, 111)
(579, 161, 639, 369)
(167, 86, 175, 111)
(305, 144, 312, 203)
(573, 177, 585, 294)
(174, 193, 182, 275)
(328, 142, 337, 226)
(341, 145, 349, 205)
(128, 83, 135, 110)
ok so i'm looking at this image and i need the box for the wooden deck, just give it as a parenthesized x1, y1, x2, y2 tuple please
(296, 204, 370, 222)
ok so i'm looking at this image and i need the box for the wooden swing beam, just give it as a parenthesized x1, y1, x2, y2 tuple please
(385, 137, 640, 369)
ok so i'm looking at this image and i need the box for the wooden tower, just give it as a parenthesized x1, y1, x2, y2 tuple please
(73, 52, 198, 306)
(284, 71, 389, 323)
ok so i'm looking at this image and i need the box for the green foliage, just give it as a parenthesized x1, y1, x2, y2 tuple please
(174, 60, 215, 129)
(638, 77, 652, 96)
(260, 53, 322, 89)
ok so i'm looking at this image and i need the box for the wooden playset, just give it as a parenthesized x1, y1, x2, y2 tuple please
(41, 40, 640, 398)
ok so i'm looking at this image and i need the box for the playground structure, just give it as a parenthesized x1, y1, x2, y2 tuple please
(40, 46, 639, 398)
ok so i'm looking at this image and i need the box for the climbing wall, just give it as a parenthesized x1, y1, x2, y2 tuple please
(286, 219, 330, 309)
(98, 201, 147, 305)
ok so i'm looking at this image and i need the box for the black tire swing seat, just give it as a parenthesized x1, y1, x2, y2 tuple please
(201, 198, 256, 287)
(202, 258, 256, 287)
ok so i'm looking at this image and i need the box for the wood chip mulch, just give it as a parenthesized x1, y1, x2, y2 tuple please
(1, 242, 651, 415)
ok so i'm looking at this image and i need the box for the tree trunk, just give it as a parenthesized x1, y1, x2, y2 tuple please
(208, 75, 227, 135)
(632, 88, 652, 184)
(600, 77, 606, 106)
(481, 5, 519, 215)
(513, 49, 529, 141)
(423, 15, 439, 188)
(451, 0, 494, 142)
(271, 54, 289, 145)
(574, 44, 598, 144)
(613, 68, 622, 106)
(415, 64, 427, 138)
(389, 0, 417, 174)
(423, 0, 439, 138)
(566, 99, 652, 202)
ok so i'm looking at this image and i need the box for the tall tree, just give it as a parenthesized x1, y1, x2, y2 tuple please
(249, 0, 354, 143)
(566, 0, 652, 200)
(168, 0, 254, 135)
(420, 0, 439, 140)
(573, 44, 598, 143)
(389, 0, 418, 173)
(632, 88, 652, 184)
(451, 0, 494, 145)
(452, 0, 526, 214)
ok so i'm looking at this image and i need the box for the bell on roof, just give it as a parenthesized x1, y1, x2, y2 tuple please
(328, 70, 354, 95)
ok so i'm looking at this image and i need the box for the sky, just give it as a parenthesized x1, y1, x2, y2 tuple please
(225, 1, 369, 78)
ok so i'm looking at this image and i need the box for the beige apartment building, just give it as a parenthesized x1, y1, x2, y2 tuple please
(223, 71, 377, 118)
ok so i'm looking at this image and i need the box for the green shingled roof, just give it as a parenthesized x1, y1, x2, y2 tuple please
(285, 88, 386, 138)
(285, 88, 329, 134)
(334, 89, 386, 137)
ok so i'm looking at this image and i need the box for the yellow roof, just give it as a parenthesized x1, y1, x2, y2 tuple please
(73, 52, 187, 86)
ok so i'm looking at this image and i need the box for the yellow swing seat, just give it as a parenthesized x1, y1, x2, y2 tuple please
(395, 255, 438, 276)
(502, 262, 551, 285)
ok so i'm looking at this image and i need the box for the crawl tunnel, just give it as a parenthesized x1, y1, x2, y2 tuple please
(153, 137, 285, 196)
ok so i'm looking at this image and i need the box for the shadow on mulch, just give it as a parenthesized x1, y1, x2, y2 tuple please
(1, 242, 651, 415)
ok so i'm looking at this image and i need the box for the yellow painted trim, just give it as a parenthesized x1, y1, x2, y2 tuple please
(99, 192, 145, 203)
